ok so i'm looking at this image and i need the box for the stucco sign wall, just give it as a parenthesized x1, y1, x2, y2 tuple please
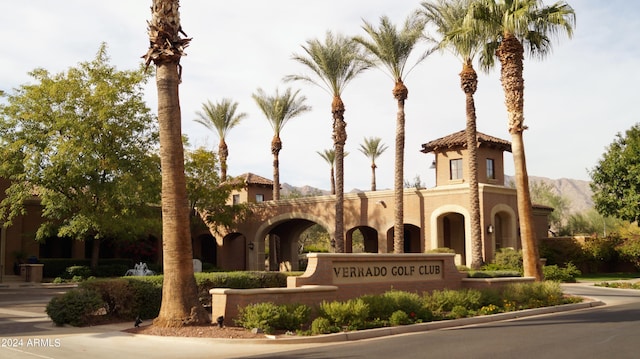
(331, 260, 443, 284)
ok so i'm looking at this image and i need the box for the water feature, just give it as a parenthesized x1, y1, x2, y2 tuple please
(124, 262, 155, 276)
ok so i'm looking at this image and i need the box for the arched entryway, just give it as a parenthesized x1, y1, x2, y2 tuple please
(194, 233, 217, 267)
(219, 233, 246, 270)
(346, 226, 378, 253)
(385, 224, 422, 253)
(489, 204, 518, 260)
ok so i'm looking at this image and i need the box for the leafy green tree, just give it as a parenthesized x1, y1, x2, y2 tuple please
(355, 13, 428, 253)
(142, 0, 209, 327)
(287, 31, 371, 253)
(591, 124, 640, 223)
(194, 99, 247, 182)
(529, 181, 569, 234)
(252, 87, 311, 200)
(184, 147, 249, 235)
(358, 137, 388, 191)
(470, 0, 576, 280)
(0, 43, 160, 269)
(422, 0, 489, 269)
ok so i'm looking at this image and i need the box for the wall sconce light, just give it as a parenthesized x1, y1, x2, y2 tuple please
(330, 239, 336, 248)
(248, 242, 255, 251)
(487, 224, 494, 234)
(376, 200, 386, 208)
(429, 160, 436, 169)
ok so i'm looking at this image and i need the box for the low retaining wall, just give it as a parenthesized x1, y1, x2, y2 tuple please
(209, 253, 535, 324)
(210, 285, 338, 325)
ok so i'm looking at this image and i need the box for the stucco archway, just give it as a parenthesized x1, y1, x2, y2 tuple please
(430, 205, 471, 267)
(255, 212, 332, 272)
(489, 204, 518, 257)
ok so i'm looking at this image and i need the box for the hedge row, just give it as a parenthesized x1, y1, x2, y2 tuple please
(46, 271, 289, 326)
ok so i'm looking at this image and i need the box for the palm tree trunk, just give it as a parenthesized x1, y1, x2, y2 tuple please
(330, 166, 336, 195)
(272, 136, 282, 200)
(461, 62, 484, 269)
(332, 96, 346, 253)
(498, 33, 542, 280)
(370, 163, 377, 191)
(154, 62, 209, 327)
(393, 79, 408, 253)
(219, 140, 228, 182)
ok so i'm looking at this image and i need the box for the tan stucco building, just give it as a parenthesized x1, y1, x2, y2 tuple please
(197, 130, 551, 271)
(1, 130, 550, 276)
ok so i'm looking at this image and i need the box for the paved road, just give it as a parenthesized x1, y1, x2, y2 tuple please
(0, 281, 637, 359)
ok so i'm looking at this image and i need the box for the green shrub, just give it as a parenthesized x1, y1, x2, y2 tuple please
(195, 271, 288, 307)
(617, 237, 640, 270)
(319, 299, 369, 330)
(449, 305, 469, 319)
(483, 248, 523, 272)
(543, 263, 581, 283)
(478, 304, 501, 315)
(359, 294, 395, 321)
(501, 281, 565, 309)
(389, 310, 410, 326)
(424, 289, 482, 313)
(382, 290, 426, 321)
(311, 317, 338, 335)
(46, 288, 104, 326)
(80, 277, 162, 320)
(65, 265, 92, 280)
(235, 302, 311, 334)
(467, 270, 521, 278)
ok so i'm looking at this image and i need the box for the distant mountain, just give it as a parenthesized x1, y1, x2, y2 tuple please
(507, 175, 594, 214)
(283, 176, 594, 214)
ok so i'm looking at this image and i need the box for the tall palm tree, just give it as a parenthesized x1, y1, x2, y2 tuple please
(317, 149, 349, 196)
(317, 149, 337, 195)
(358, 137, 388, 191)
(252, 87, 311, 200)
(422, 0, 487, 269)
(194, 99, 247, 182)
(286, 31, 371, 253)
(354, 14, 429, 253)
(142, 0, 209, 327)
(470, 0, 575, 280)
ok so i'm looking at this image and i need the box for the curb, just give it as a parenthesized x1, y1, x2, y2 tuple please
(136, 300, 605, 345)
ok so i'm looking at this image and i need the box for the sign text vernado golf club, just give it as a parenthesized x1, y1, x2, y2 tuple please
(331, 260, 443, 284)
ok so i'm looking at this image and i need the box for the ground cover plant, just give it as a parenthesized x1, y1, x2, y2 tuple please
(234, 282, 582, 336)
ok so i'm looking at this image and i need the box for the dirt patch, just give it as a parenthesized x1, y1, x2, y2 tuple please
(124, 324, 289, 339)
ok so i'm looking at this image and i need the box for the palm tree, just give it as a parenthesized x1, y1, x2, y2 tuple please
(317, 149, 349, 196)
(354, 14, 429, 253)
(358, 137, 388, 191)
(252, 87, 311, 200)
(422, 0, 487, 269)
(286, 31, 371, 253)
(194, 99, 247, 182)
(142, 0, 209, 327)
(469, 0, 575, 280)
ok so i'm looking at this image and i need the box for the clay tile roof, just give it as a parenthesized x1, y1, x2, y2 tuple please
(235, 173, 273, 186)
(420, 130, 511, 153)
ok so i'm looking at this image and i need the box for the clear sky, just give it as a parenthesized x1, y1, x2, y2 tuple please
(2, 1, 638, 191)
